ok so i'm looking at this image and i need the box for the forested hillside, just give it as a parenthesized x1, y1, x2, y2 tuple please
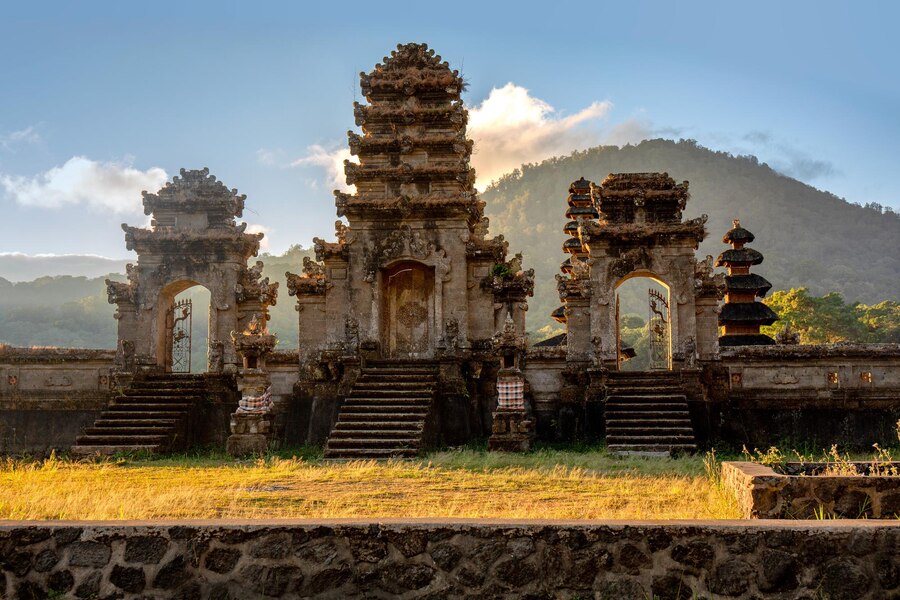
(482, 139, 899, 334)
(2, 139, 898, 349)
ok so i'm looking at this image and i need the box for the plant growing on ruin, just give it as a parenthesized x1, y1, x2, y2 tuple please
(821, 444, 858, 476)
(870, 444, 899, 477)
(742, 445, 786, 467)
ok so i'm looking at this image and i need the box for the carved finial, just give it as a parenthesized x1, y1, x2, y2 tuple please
(733, 218, 741, 229)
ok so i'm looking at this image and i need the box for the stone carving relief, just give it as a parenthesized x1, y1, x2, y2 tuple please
(44, 375, 72, 387)
(236, 260, 279, 305)
(344, 317, 360, 354)
(772, 370, 800, 385)
(608, 247, 652, 279)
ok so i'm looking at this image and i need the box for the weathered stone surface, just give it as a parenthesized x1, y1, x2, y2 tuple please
(32, 549, 58, 573)
(819, 557, 871, 600)
(707, 558, 753, 596)
(431, 541, 462, 571)
(47, 569, 74, 593)
(110, 563, 146, 592)
(68, 541, 111, 568)
(378, 563, 435, 594)
(305, 566, 351, 595)
(671, 540, 715, 569)
(0, 521, 897, 599)
(74, 570, 101, 598)
(758, 548, 799, 592)
(495, 557, 538, 587)
(124, 535, 169, 563)
(249, 533, 291, 559)
(204, 547, 242, 574)
(240, 564, 303, 597)
(153, 555, 188, 589)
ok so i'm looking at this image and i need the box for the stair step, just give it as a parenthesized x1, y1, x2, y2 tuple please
(334, 420, 424, 430)
(336, 412, 426, 422)
(347, 390, 433, 399)
(323, 448, 419, 459)
(343, 398, 431, 406)
(70, 445, 161, 456)
(329, 428, 423, 439)
(84, 426, 175, 435)
(76, 434, 170, 445)
(607, 436, 697, 445)
(607, 427, 695, 435)
(340, 405, 429, 414)
(607, 394, 688, 401)
(95, 418, 179, 427)
(109, 403, 193, 411)
(326, 438, 421, 449)
(607, 444, 697, 453)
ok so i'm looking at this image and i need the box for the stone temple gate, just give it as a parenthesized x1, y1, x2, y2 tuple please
(556, 174, 723, 371)
(105, 168, 278, 374)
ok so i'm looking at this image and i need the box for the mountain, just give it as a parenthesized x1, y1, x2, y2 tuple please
(0, 253, 131, 282)
(481, 139, 900, 335)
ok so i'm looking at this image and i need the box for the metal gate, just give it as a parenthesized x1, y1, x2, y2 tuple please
(171, 298, 192, 373)
(615, 294, 622, 370)
(648, 288, 670, 370)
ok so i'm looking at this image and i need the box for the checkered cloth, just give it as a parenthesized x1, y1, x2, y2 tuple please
(497, 377, 525, 409)
(237, 388, 272, 414)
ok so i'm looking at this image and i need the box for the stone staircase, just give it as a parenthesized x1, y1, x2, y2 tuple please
(605, 371, 697, 454)
(71, 374, 206, 456)
(324, 361, 437, 459)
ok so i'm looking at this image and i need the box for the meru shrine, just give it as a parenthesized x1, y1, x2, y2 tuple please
(2, 43, 899, 457)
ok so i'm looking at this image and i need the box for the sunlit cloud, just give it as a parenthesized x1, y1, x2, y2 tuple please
(290, 145, 357, 193)
(246, 223, 272, 252)
(0, 156, 168, 214)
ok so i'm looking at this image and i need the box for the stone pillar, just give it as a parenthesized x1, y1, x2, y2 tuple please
(488, 367, 535, 452)
(226, 316, 278, 456)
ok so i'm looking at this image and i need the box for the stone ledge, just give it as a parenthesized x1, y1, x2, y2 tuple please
(720, 342, 900, 360)
(723, 461, 900, 519)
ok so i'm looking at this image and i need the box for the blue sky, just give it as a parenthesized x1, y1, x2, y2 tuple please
(1, 0, 897, 259)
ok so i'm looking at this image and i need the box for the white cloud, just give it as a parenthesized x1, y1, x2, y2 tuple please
(291, 145, 357, 193)
(0, 156, 168, 214)
(0, 125, 41, 151)
(469, 84, 620, 188)
(246, 223, 271, 252)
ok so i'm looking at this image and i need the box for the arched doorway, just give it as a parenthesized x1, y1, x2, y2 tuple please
(381, 261, 435, 359)
(614, 272, 672, 371)
(155, 280, 213, 373)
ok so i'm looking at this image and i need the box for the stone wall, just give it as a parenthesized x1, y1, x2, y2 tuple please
(0, 346, 115, 454)
(714, 344, 900, 448)
(723, 461, 900, 519)
(1, 520, 898, 599)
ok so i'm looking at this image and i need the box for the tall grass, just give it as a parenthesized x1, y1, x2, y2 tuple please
(0, 448, 741, 521)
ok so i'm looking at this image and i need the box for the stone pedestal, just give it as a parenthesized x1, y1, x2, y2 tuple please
(226, 412, 274, 456)
(488, 409, 535, 452)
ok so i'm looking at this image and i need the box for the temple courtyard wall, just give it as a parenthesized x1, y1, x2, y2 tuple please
(1, 519, 898, 599)
(2, 344, 900, 454)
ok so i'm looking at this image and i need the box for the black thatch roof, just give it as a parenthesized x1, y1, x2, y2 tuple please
(719, 302, 778, 325)
(722, 225, 755, 244)
(719, 333, 777, 346)
(568, 177, 592, 195)
(563, 237, 584, 252)
(551, 306, 567, 323)
(534, 332, 567, 347)
(716, 247, 764, 267)
(565, 206, 599, 219)
(725, 273, 772, 297)
(563, 220, 579, 235)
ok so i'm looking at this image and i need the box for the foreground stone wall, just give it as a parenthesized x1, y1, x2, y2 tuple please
(0, 346, 115, 454)
(1, 520, 898, 599)
(723, 461, 900, 519)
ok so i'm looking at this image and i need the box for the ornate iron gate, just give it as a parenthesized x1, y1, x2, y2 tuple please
(648, 288, 670, 370)
(615, 294, 622, 370)
(171, 298, 192, 373)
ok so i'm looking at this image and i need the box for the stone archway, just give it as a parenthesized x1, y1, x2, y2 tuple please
(105, 168, 277, 374)
(381, 261, 435, 359)
(614, 271, 672, 371)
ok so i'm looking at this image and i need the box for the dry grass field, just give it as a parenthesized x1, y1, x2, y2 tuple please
(0, 447, 741, 521)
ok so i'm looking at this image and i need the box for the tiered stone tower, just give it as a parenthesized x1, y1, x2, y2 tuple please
(552, 177, 596, 330)
(290, 43, 533, 457)
(716, 219, 777, 346)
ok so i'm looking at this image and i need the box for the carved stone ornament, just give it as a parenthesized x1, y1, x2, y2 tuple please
(771, 369, 800, 385)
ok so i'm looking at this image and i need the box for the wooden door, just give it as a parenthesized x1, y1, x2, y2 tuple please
(382, 263, 434, 358)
